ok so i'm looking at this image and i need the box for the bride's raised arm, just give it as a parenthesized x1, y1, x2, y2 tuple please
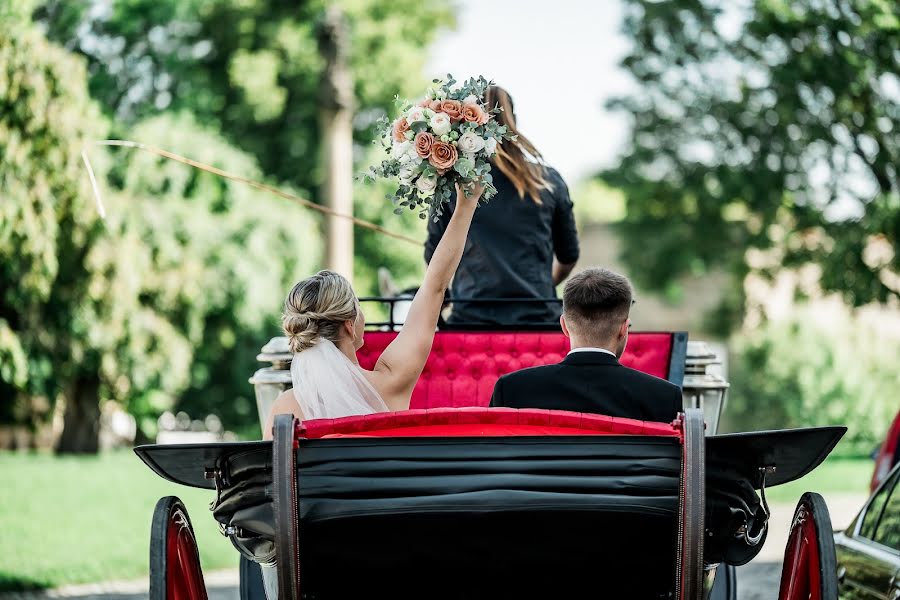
(370, 182, 483, 410)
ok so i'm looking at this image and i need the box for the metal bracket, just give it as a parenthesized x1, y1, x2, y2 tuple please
(204, 466, 229, 515)
(736, 465, 775, 546)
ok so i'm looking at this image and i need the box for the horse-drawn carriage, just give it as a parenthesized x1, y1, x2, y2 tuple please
(136, 304, 845, 599)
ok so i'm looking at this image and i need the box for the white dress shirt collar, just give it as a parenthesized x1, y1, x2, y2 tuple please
(567, 347, 617, 358)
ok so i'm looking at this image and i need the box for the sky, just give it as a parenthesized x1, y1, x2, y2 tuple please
(426, 0, 634, 185)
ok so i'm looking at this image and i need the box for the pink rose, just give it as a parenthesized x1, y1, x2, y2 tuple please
(392, 117, 410, 143)
(414, 131, 435, 158)
(462, 103, 489, 125)
(429, 140, 458, 172)
(439, 99, 463, 121)
(429, 100, 442, 111)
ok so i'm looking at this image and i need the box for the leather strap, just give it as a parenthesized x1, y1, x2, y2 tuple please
(678, 408, 706, 600)
(273, 414, 300, 600)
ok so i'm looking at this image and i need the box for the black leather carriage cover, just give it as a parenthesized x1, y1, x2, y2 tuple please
(135, 427, 845, 491)
(135, 426, 844, 598)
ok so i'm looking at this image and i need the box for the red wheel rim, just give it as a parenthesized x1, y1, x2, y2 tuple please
(778, 503, 822, 600)
(166, 506, 208, 600)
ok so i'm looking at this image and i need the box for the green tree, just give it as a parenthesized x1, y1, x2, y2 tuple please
(102, 113, 322, 438)
(36, 0, 453, 136)
(0, 13, 323, 450)
(602, 0, 899, 332)
(0, 13, 111, 450)
(36, 0, 453, 292)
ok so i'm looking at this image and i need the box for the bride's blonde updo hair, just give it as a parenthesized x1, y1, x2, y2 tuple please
(282, 270, 358, 353)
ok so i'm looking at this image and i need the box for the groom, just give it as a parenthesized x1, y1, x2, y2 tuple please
(489, 268, 682, 423)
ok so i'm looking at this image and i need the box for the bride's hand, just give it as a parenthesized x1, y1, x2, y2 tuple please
(456, 179, 485, 206)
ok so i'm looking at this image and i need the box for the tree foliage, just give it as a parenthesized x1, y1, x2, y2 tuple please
(4, 2, 451, 450)
(99, 113, 322, 439)
(0, 16, 108, 443)
(723, 305, 900, 456)
(36, 0, 453, 296)
(0, 15, 323, 448)
(35, 0, 454, 195)
(603, 0, 900, 331)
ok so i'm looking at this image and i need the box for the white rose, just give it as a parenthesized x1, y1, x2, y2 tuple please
(484, 137, 498, 156)
(391, 140, 412, 159)
(458, 131, 486, 154)
(463, 94, 478, 105)
(430, 112, 452, 136)
(403, 144, 422, 164)
(415, 174, 437, 196)
(398, 164, 418, 183)
(406, 107, 426, 123)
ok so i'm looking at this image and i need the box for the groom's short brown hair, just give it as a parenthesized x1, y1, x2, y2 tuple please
(563, 268, 633, 342)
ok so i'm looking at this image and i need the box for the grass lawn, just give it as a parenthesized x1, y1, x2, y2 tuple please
(0, 450, 236, 592)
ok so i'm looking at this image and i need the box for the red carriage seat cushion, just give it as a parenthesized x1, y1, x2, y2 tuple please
(356, 331, 677, 409)
(300, 407, 681, 439)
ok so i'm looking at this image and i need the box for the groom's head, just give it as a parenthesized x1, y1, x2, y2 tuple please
(561, 268, 633, 358)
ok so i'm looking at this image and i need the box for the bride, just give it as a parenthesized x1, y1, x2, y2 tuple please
(263, 182, 482, 437)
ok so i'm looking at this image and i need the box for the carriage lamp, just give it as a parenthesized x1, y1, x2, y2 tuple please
(681, 341, 730, 435)
(249, 336, 293, 433)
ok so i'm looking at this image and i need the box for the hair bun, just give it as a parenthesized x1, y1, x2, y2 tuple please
(283, 313, 320, 353)
(282, 270, 359, 353)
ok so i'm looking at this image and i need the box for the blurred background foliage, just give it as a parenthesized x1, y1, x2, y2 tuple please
(722, 305, 900, 456)
(1, 13, 110, 451)
(602, 0, 899, 335)
(600, 0, 899, 449)
(1, 0, 451, 451)
(99, 113, 322, 441)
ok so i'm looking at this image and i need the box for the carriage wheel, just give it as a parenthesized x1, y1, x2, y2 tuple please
(777, 492, 838, 600)
(273, 414, 301, 600)
(149, 496, 208, 600)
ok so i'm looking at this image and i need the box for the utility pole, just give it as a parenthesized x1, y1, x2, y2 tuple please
(317, 7, 354, 282)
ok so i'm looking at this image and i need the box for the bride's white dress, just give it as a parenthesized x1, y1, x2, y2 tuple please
(290, 338, 389, 419)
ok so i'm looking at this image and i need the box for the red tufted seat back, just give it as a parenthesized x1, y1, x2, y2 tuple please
(356, 331, 683, 409)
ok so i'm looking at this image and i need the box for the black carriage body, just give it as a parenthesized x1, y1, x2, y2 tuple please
(137, 415, 844, 599)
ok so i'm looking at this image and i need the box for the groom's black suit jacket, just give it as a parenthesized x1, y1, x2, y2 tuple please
(489, 350, 682, 423)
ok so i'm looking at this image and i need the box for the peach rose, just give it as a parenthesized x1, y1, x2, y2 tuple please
(429, 140, 458, 172)
(392, 117, 410, 143)
(414, 131, 435, 158)
(439, 99, 463, 121)
(462, 103, 489, 125)
(417, 97, 430, 108)
(429, 100, 442, 111)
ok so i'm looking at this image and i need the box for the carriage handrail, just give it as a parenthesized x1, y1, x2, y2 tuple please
(358, 295, 564, 330)
(358, 296, 563, 303)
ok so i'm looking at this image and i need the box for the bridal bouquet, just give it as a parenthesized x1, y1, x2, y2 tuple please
(363, 75, 514, 220)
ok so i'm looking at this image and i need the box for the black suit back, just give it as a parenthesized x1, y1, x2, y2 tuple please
(489, 351, 682, 423)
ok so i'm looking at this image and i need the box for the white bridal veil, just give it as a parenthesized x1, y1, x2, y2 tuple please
(290, 339, 389, 419)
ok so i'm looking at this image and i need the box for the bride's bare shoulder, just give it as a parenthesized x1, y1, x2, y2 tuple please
(262, 388, 303, 440)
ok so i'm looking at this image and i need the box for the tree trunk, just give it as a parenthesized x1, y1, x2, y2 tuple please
(317, 7, 355, 282)
(56, 375, 101, 454)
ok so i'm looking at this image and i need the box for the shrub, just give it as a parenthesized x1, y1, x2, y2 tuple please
(722, 305, 900, 457)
